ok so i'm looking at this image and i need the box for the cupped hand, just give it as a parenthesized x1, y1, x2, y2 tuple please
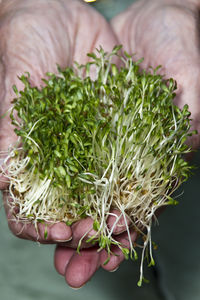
(0, 0, 136, 289)
(54, 211, 137, 288)
(111, 0, 200, 150)
(55, 0, 200, 287)
(3, 0, 199, 289)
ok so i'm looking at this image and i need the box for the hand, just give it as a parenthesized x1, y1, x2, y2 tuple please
(55, 0, 200, 287)
(54, 210, 137, 288)
(111, 0, 200, 150)
(0, 0, 136, 289)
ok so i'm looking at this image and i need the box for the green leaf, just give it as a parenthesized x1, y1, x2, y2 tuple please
(54, 150, 62, 158)
(65, 174, 71, 188)
(93, 219, 100, 231)
(122, 248, 129, 260)
(148, 258, 155, 267)
(57, 166, 66, 177)
(44, 225, 48, 240)
(103, 256, 111, 266)
(12, 85, 19, 95)
(66, 220, 73, 226)
(112, 44, 122, 54)
(87, 52, 97, 59)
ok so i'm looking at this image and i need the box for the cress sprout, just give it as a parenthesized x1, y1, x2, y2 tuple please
(0, 45, 195, 286)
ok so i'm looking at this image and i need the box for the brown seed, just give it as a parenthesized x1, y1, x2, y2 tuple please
(150, 171, 156, 178)
(141, 189, 148, 195)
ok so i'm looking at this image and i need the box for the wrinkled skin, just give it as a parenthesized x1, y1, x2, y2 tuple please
(111, 0, 200, 149)
(0, 0, 137, 289)
(0, 0, 200, 289)
(58, 0, 200, 287)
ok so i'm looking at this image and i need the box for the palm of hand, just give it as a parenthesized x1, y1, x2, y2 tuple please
(0, 0, 199, 289)
(111, 0, 200, 149)
(0, 0, 135, 289)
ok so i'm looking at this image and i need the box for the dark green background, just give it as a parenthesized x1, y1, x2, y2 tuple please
(1, 1, 200, 299)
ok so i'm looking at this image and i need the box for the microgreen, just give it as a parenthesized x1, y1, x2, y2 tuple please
(1, 45, 195, 285)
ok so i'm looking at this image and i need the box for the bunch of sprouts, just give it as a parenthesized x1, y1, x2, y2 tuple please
(1, 46, 194, 285)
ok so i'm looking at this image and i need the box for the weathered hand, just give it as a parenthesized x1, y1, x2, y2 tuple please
(55, 0, 200, 287)
(3, 0, 198, 289)
(54, 210, 137, 288)
(0, 0, 135, 289)
(111, 0, 200, 150)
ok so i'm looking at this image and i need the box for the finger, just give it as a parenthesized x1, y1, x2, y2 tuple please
(37, 222, 72, 244)
(65, 247, 100, 289)
(0, 173, 10, 190)
(65, 210, 132, 249)
(66, 217, 97, 249)
(67, 209, 132, 249)
(68, 0, 119, 66)
(100, 229, 137, 272)
(107, 209, 131, 235)
(0, 122, 18, 190)
(3, 191, 72, 243)
(54, 245, 74, 276)
(7, 218, 72, 244)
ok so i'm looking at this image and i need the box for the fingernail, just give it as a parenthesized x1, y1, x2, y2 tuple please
(55, 237, 72, 242)
(114, 229, 126, 235)
(69, 284, 85, 290)
(109, 267, 119, 272)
